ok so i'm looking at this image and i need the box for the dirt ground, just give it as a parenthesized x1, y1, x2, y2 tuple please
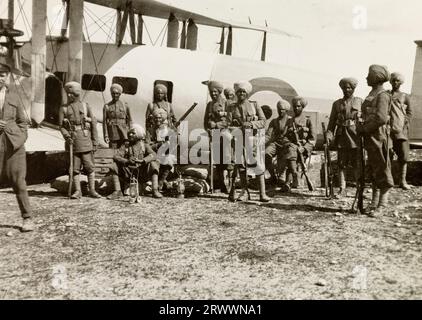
(0, 181, 421, 300)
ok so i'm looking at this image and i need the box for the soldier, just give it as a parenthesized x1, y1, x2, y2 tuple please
(357, 65, 394, 217)
(227, 81, 270, 202)
(145, 84, 176, 132)
(204, 81, 232, 193)
(146, 108, 176, 191)
(103, 83, 133, 149)
(0, 62, 34, 232)
(108, 124, 163, 199)
(264, 99, 291, 185)
(326, 78, 363, 197)
(223, 87, 236, 105)
(59, 81, 101, 199)
(280, 96, 315, 188)
(389, 72, 413, 190)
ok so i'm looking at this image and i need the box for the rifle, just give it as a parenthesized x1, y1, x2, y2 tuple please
(321, 122, 334, 198)
(352, 130, 365, 214)
(174, 103, 198, 128)
(292, 122, 314, 191)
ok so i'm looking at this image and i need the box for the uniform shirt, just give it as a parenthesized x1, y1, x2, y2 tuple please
(361, 88, 392, 149)
(389, 90, 412, 140)
(282, 113, 315, 152)
(327, 96, 362, 149)
(103, 99, 132, 142)
(265, 114, 290, 145)
(59, 101, 98, 153)
(227, 100, 266, 130)
(203, 96, 228, 130)
(113, 140, 156, 165)
(145, 101, 176, 129)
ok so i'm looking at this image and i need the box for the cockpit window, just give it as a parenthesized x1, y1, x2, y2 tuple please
(112, 76, 138, 95)
(81, 74, 106, 92)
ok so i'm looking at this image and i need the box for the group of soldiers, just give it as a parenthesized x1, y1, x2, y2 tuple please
(0, 60, 412, 232)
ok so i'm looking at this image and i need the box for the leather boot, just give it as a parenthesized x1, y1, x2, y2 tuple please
(369, 187, 391, 218)
(399, 163, 411, 190)
(71, 174, 82, 199)
(364, 185, 379, 214)
(158, 167, 170, 190)
(88, 172, 102, 198)
(218, 167, 228, 193)
(259, 174, 271, 202)
(337, 170, 347, 197)
(152, 174, 163, 198)
(107, 174, 122, 200)
(291, 172, 299, 189)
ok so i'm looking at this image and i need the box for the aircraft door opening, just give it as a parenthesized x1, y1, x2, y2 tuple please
(44, 74, 64, 125)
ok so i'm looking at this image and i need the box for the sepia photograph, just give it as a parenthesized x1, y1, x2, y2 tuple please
(0, 0, 421, 303)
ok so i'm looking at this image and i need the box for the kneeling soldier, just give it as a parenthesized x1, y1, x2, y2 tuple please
(59, 81, 101, 199)
(108, 124, 163, 199)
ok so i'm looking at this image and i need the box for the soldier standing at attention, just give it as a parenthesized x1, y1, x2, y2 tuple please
(264, 99, 291, 186)
(59, 81, 101, 199)
(280, 96, 315, 189)
(227, 81, 270, 202)
(0, 62, 34, 232)
(204, 81, 233, 193)
(103, 83, 133, 149)
(389, 72, 413, 190)
(326, 78, 363, 197)
(357, 65, 394, 217)
(145, 84, 176, 132)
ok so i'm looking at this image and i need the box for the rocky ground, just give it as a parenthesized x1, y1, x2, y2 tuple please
(0, 180, 421, 300)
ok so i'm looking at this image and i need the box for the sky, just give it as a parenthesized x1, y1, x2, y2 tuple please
(1, 0, 422, 97)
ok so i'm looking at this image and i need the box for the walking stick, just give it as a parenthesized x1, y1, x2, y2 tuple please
(209, 131, 214, 193)
(68, 141, 73, 198)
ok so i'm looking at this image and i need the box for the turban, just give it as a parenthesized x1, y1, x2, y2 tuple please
(224, 87, 235, 96)
(154, 84, 168, 94)
(277, 99, 291, 111)
(339, 77, 358, 89)
(0, 63, 11, 73)
(292, 96, 308, 107)
(234, 81, 253, 95)
(208, 81, 224, 93)
(390, 72, 405, 84)
(129, 123, 145, 140)
(110, 83, 123, 93)
(64, 81, 82, 96)
(368, 65, 390, 84)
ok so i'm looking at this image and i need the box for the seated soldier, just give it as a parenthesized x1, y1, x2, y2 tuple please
(279, 96, 315, 188)
(107, 124, 163, 199)
(265, 99, 291, 186)
(146, 108, 176, 191)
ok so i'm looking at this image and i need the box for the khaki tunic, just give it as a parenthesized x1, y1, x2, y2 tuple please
(103, 100, 132, 143)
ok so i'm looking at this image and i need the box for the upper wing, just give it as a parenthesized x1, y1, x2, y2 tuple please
(85, 0, 299, 37)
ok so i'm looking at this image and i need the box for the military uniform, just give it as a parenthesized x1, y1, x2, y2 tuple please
(112, 139, 160, 185)
(145, 101, 176, 131)
(360, 88, 394, 190)
(265, 113, 291, 181)
(226, 95, 269, 201)
(327, 96, 362, 192)
(59, 82, 101, 199)
(279, 113, 315, 187)
(0, 82, 32, 220)
(204, 95, 233, 191)
(103, 99, 132, 149)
